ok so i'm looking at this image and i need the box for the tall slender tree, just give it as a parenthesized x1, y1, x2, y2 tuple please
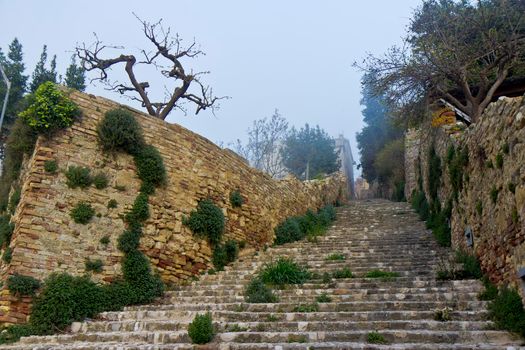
(64, 55, 86, 91)
(29, 45, 57, 92)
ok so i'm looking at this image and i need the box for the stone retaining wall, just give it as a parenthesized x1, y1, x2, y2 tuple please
(0, 91, 347, 324)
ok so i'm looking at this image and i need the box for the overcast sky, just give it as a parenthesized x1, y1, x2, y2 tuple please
(0, 0, 421, 176)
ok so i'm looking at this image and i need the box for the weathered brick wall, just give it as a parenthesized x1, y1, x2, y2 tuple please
(0, 91, 348, 324)
(405, 95, 525, 301)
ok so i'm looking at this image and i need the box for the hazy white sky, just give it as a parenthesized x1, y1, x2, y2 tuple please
(0, 0, 421, 176)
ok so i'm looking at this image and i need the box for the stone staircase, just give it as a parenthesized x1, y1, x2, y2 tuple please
(6, 200, 525, 349)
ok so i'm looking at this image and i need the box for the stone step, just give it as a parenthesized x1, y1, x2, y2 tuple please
(99, 310, 490, 323)
(123, 300, 489, 313)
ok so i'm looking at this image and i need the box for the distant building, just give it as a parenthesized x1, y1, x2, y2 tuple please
(335, 135, 355, 199)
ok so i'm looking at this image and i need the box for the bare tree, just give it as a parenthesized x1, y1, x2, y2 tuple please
(76, 15, 226, 120)
(357, 0, 525, 124)
(231, 110, 289, 178)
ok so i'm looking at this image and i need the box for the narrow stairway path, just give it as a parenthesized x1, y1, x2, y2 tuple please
(7, 200, 525, 349)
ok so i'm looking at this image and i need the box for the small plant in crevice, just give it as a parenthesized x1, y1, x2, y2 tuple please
(332, 267, 354, 279)
(70, 202, 95, 224)
(187, 312, 215, 344)
(107, 199, 118, 209)
(495, 153, 504, 169)
(488, 287, 525, 337)
(293, 303, 319, 313)
(447, 145, 469, 200)
(502, 142, 510, 154)
(287, 334, 308, 343)
(259, 258, 310, 286)
(65, 166, 92, 189)
(367, 331, 387, 344)
(92, 172, 109, 189)
(437, 251, 482, 280)
(44, 160, 58, 174)
(476, 200, 483, 216)
(244, 277, 278, 303)
(0, 216, 14, 247)
(8, 187, 21, 215)
(184, 199, 225, 246)
(85, 258, 103, 273)
(508, 182, 516, 194)
(99, 235, 110, 246)
(478, 276, 498, 301)
(326, 253, 346, 261)
(485, 159, 494, 169)
(229, 190, 243, 208)
(6, 274, 41, 297)
(365, 270, 400, 279)
(490, 186, 500, 204)
(434, 307, 452, 322)
(316, 293, 332, 303)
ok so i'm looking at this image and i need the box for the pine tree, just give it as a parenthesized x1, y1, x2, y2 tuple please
(64, 55, 86, 91)
(0, 38, 28, 129)
(29, 45, 57, 92)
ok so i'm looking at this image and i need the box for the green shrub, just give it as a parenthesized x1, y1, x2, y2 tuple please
(99, 235, 110, 245)
(490, 186, 499, 204)
(8, 187, 21, 215)
(29, 273, 105, 335)
(365, 270, 400, 279)
(292, 303, 319, 312)
(19, 82, 78, 134)
(85, 259, 103, 273)
(224, 240, 239, 263)
(2, 247, 12, 263)
(316, 293, 332, 303)
(455, 250, 482, 279)
(65, 166, 92, 189)
(185, 199, 225, 246)
(244, 277, 278, 303)
(326, 253, 345, 261)
(259, 258, 310, 286)
(117, 227, 142, 253)
(495, 153, 504, 169)
(125, 193, 149, 225)
(448, 146, 469, 199)
(121, 251, 163, 304)
(99, 279, 137, 312)
(44, 160, 58, 173)
(107, 199, 118, 209)
(367, 331, 387, 344)
(133, 145, 166, 189)
(411, 190, 425, 211)
(332, 267, 354, 279)
(488, 287, 525, 337)
(188, 312, 214, 344)
(274, 217, 302, 245)
(428, 147, 442, 201)
(479, 276, 498, 301)
(0, 216, 14, 247)
(229, 190, 243, 208)
(392, 181, 406, 202)
(318, 205, 336, 225)
(476, 200, 483, 215)
(70, 202, 95, 224)
(212, 244, 228, 271)
(0, 324, 34, 344)
(92, 172, 109, 189)
(6, 274, 41, 297)
(502, 142, 510, 154)
(97, 108, 145, 155)
(418, 197, 430, 221)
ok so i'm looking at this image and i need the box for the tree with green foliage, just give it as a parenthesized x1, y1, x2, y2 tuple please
(29, 45, 57, 93)
(64, 55, 86, 91)
(281, 124, 339, 180)
(357, 0, 525, 124)
(0, 38, 28, 131)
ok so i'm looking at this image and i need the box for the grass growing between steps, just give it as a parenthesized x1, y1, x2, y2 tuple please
(367, 331, 387, 344)
(188, 312, 215, 344)
(274, 205, 336, 245)
(326, 253, 346, 261)
(364, 270, 400, 279)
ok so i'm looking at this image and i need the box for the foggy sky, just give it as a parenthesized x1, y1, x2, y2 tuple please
(0, 0, 421, 176)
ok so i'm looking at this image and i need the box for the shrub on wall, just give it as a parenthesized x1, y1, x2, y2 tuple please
(19, 82, 79, 134)
(229, 190, 244, 208)
(134, 145, 166, 191)
(0, 215, 14, 247)
(184, 199, 225, 246)
(70, 202, 95, 224)
(43, 160, 58, 173)
(85, 259, 103, 273)
(6, 274, 41, 297)
(92, 172, 109, 189)
(97, 108, 145, 154)
(65, 166, 92, 189)
(125, 193, 150, 225)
